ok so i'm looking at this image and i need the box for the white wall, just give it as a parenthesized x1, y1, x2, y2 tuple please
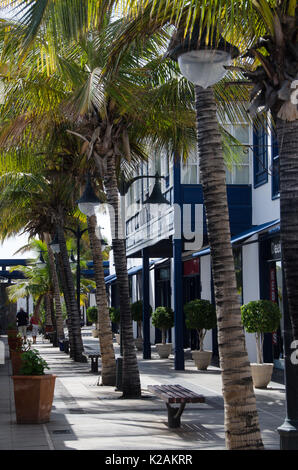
(200, 255, 213, 351)
(252, 182, 280, 226)
(242, 238, 260, 363)
(252, 127, 280, 225)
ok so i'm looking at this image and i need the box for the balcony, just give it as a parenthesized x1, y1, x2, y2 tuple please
(126, 184, 252, 258)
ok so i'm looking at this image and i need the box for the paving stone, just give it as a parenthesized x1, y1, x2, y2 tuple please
(0, 331, 284, 451)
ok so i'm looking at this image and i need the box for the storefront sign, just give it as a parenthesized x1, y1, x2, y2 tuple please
(270, 266, 278, 345)
(271, 238, 281, 260)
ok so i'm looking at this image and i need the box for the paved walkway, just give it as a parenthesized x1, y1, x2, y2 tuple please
(0, 328, 286, 450)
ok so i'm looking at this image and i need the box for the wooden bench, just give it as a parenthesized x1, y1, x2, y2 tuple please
(148, 384, 205, 428)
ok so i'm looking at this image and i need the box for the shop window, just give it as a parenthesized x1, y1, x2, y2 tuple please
(253, 117, 268, 187)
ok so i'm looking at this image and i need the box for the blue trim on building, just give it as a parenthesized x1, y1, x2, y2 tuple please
(192, 219, 280, 258)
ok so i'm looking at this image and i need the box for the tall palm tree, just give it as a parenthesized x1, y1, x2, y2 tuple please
(87, 214, 116, 386)
(7, 239, 53, 320)
(0, 10, 198, 396)
(0, 168, 87, 361)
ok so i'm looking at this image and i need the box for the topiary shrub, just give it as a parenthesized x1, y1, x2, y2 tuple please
(131, 300, 152, 338)
(241, 299, 281, 363)
(87, 306, 98, 324)
(184, 299, 217, 351)
(152, 306, 174, 344)
(109, 306, 120, 325)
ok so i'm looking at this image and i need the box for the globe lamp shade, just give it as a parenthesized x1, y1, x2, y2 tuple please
(177, 49, 232, 88)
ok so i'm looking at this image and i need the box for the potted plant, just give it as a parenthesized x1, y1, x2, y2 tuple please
(7, 322, 22, 353)
(109, 307, 120, 344)
(87, 306, 99, 337)
(131, 300, 152, 350)
(10, 339, 32, 375)
(12, 349, 56, 423)
(241, 299, 281, 388)
(184, 299, 217, 370)
(152, 306, 174, 358)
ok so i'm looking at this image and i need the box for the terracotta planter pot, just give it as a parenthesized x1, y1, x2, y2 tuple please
(7, 329, 18, 339)
(156, 343, 172, 359)
(134, 337, 143, 351)
(250, 363, 273, 389)
(191, 350, 212, 370)
(8, 337, 23, 358)
(10, 350, 23, 376)
(12, 374, 56, 424)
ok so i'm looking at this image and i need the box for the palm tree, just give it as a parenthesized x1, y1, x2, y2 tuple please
(0, 9, 198, 397)
(0, 167, 87, 361)
(7, 239, 53, 321)
(87, 214, 116, 386)
(4, 0, 296, 448)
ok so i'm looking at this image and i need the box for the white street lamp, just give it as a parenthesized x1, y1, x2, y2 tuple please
(168, 24, 239, 88)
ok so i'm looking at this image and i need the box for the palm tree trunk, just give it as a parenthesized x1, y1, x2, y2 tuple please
(56, 251, 74, 356)
(45, 293, 52, 327)
(57, 223, 86, 362)
(104, 153, 141, 398)
(45, 234, 65, 341)
(87, 214, 116, 385)
(277, 118, 298, 341)
(195, 86, 263, 450)
(33, 294, 43, 320)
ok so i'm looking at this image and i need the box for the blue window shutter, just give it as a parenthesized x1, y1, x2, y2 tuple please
(271, 131, 280, 199)
(253, 118, 268, 188)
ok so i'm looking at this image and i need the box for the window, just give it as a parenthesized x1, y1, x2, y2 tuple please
(181, 148, 200, 184)
(271, 131, 280, 199)
(253, 118, 268, 187)
(225, 123, 250, 184)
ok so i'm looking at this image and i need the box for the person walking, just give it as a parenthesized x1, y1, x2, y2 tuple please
(30, 315, 39, 344)
(16, 307, 29, 341)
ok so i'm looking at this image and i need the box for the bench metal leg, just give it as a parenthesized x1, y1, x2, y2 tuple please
(90, 357, 99, 373)
(166, 403, 186, 428)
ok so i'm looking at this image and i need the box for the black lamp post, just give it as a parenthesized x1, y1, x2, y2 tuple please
(64, 224, 88, 320)
(119, 171, 170, 205)
(277, 267, 298, 449)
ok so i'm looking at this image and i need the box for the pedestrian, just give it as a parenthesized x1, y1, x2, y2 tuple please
(30, 315, 39, 344)
(16, 307, 29, 341)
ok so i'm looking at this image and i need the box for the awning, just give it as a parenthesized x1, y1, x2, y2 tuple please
(104, 273, 117, 284)
(105, 258, 164, 284)
(192, 219, 280, 258)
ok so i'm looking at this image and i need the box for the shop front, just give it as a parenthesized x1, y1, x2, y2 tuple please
(259, 231, 284, 366)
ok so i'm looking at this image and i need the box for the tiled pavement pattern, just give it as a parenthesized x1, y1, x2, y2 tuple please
(0, 329, 285, 450)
